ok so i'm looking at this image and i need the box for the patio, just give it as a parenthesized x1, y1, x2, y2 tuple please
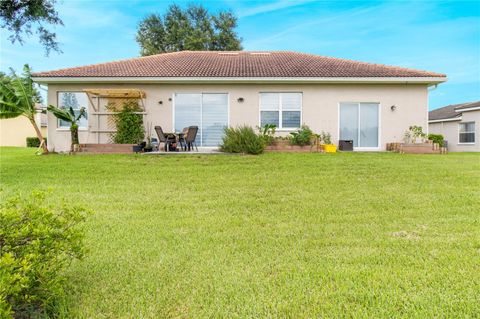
(143, 148, 224, 155)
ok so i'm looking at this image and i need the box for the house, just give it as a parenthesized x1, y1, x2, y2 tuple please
(0, 105, 47, 147)
(428, 101, 479, 152)
(31, 51, 446, 153)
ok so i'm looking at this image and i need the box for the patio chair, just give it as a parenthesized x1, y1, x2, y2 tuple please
(185, 126, 199, 151)
(154, 126, 176, 151)
(178, 127, 189, 151)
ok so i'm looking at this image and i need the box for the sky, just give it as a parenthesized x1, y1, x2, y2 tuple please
(1, 0, 479, 110)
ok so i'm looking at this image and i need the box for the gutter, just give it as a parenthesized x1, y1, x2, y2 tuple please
(454, 106, 480, 113)
(31, 76, 448, 85)
(428, 117, 462, 124)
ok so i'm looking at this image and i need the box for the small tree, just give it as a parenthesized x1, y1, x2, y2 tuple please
(47, 105, 86, 152)
(0, 65, 48, 153)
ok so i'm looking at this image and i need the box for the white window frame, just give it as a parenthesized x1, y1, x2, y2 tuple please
(259, 92, 302, 131)
(338, 102, 381, 151)
(56, 91, 89, 131)
(458, 121, 475, 145)
(172, 92, 230, 147)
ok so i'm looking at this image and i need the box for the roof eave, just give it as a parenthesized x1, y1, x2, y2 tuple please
(31, 76, 447, 85)
(428, 117, 462, 123)
(454, 106, 480, 113)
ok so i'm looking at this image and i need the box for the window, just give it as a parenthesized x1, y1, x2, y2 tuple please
(260, 93, 301, 129)
(57, 92, 88, 129)
(459, 122, 475, 143)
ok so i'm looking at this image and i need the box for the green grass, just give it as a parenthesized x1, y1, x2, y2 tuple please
(1, 147, 479, 318)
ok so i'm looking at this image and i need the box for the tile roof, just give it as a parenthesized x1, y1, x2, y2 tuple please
(31, 51, 446, 78)
(429, 101, 480, 121)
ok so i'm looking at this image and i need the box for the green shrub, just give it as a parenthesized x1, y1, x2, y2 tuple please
(112, 101, 145, 144)
(0, 192, 88, 318)
(290, 125, 314, 146)
(25, 137, 46, 148)
(428, 133, 444, 147)
(258, 124, 276, 146)
(220, 126, 265, 154)
(319, 131, 332, 144)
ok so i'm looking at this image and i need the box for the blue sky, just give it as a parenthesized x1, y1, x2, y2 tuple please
(1, 0, 479, 110)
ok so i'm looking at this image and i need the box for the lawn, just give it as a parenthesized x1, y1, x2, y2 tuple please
(1, 147, 479, 318)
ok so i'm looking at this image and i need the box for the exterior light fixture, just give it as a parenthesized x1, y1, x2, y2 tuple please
(391, 105, 396, 111)
(237, 97, 244, 103)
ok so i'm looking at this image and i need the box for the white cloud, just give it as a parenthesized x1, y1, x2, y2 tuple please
(237, 0, 317, 18)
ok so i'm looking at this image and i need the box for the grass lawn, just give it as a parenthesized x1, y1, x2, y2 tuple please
(1, 147, 479, 318)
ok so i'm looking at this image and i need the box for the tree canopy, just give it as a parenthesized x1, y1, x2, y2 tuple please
(0, 0, 63, 55)
(136, 4, 242, 56)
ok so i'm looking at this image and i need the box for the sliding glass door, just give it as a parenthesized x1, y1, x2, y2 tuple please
(340, 102, 379, 149)
(174, 93, 228, 146)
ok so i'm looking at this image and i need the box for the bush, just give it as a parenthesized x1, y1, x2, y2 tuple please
(0, 192, 88, 318)
(319, 131, 332, 144)
(258, 124, 276, 146)
(26, 137, 46, 148)
(220, 126, 265, 154)
(428, 134, 444, 147)
(290, 125, 314, 146)
(112, 101, 145, 144)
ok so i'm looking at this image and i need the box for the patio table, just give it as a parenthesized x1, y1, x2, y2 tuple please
(164, 132, 186, 151)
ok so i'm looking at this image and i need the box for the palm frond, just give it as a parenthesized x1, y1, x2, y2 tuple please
(0, 100, 23, 118)
(75, 107, 87, 122)
(47, 105, 74, 123)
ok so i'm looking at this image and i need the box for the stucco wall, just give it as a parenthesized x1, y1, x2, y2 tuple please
(46, 83, 429, 152)
(429, 109, 479, 152)
(0, 114, 47, 147)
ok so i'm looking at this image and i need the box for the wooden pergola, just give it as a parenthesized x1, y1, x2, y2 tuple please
(83, 89, 147, 143)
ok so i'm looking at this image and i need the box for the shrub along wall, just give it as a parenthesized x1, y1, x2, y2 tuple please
(26, 137, 47, 148)
(220, 126, 265, 154)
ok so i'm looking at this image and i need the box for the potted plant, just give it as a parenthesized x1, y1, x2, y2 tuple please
(143, 122, 153, 152)
(403, 125, 426, 144)
(132, 142, 144, 153)
(320, 131, 336, 153)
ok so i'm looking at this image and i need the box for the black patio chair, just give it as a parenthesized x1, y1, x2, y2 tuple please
(185, 126, 199, 151)
(154, 126, 176, 151)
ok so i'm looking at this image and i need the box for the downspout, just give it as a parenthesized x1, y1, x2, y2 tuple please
(426, 84, 439, 136)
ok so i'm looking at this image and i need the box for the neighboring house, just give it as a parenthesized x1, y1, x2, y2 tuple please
(0, 105, 47, 147)
(429, 101, 479, 152)
(31, 51, 446, 152)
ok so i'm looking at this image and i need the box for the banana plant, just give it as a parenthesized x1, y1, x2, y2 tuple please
(0, 65, 48, 153)
(47, 105, 86, 153)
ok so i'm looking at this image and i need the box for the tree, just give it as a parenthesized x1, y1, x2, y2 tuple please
(47, 104, 86, 153)
(0, 65, 48, 153)
(136, 4, 242, 56)
(0, 0, 63, 55)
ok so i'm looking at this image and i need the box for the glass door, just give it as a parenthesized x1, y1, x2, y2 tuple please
(174, 93, 228, 147)
(340, 102, 379, 149)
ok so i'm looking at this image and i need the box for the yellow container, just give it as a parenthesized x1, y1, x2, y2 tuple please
(323, 144, 337, 153)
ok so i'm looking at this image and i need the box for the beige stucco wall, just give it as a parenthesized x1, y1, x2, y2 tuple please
(46, 83, 429, 152)
(429, 109, 479, 152)
(0, 115, 47, 147)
